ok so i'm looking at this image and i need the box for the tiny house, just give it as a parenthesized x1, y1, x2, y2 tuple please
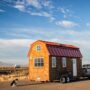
(28, 40, 82, 82)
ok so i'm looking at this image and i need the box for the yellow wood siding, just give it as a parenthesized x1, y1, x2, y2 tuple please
(28, 41, 49, 81)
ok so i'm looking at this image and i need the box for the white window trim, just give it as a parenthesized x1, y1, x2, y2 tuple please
(34, 57, 44, 67)
(36, 45, 41, 51)
(62, 57, 67, 68)
(52, 57, 56, 68)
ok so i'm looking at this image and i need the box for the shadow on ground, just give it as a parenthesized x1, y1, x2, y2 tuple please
(17, 81, 50, 87)
(17, 78, 90, 87)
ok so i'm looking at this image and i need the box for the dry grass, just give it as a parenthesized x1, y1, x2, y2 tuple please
(0, 67, 28, 82)
(0, 75, 28, 81)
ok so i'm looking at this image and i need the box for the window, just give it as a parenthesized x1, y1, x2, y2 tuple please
(36, 45, 41, 51)
(34, 58, 44, 67)
(62, 57, 67, 67)
(52, 57, 56, 68)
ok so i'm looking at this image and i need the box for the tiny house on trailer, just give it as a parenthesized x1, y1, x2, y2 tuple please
(28, 40, 82, 83)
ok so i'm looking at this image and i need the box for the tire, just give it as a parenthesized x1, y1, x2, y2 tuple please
(66, 77, 70, 83)
(60, 76, 67, 83)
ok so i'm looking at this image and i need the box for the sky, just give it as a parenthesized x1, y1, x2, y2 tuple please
(0, 0, 90, 65)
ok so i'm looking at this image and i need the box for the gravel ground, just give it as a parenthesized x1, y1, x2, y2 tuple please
(0, 80, 90, 90)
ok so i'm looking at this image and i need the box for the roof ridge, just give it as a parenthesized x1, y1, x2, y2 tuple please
(38, 40, 78, 49)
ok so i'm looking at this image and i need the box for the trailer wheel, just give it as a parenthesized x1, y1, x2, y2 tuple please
(60, 76, 66, 83)
(66, 77, 70, 83)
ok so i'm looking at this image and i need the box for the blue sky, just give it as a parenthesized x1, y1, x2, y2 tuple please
(0, 0, 90, 65)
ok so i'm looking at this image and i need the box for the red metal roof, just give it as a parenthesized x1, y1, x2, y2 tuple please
(46, 44, 82, 58)
(39, 40, 82, 58)
(28, 40, 82, 58)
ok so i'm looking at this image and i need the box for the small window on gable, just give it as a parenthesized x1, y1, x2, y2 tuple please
(36, 45, 41, 51)
(52, 57, 56, 68)
(62, 57, 67, 68)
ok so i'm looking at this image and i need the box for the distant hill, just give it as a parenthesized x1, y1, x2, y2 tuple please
(0, 61, 14, 67)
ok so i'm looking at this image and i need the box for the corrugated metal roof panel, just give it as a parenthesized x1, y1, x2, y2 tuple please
(28, 40, 82, 58)
(47, 45, 82, 58)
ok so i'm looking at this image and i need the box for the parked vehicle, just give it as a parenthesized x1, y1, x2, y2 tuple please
(82, 64, 90, 78)
(14, 65, 21, 68)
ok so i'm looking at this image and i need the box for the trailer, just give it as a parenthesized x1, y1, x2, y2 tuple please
(28, 40, 82, 83)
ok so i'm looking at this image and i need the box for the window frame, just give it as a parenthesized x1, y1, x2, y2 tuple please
(62, 57, 67, 68)
(36, 45, 41, 51)
(52, 57, 56, 68)
(34, 57, 44, 67)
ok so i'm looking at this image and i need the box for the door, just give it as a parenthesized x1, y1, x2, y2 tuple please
(72, 58, 77, 77)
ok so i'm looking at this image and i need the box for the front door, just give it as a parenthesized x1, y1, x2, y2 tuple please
(72, 58, 77, 77)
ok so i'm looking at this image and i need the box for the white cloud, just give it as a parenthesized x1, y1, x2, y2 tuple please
(13, 0, 25, 11)
(42, 0, 54, 9)
(1, 27, 57, 39)
(26, 10, 55, 23)
(0, 9, 5, 12)
(28, 11, 51, 17)
(26, 0, 42, 9)
(60, 8, 66, 14)
(29, 12, 42, 16)
(42, 11, 51, 17)
(26, 0, 54, 9)
(58, 7, 71, 18)
(0, 39, 34, 47)
(65, 30, 90, 39)
(2, 0, 56, 25)
(0, 39, 34, 64)
(14, 4, 25, 11)
(56, 20, 78, 28)
(11, 0, 54, 23)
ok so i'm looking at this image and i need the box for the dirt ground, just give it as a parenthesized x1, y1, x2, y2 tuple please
(0, 79, 90, 90)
